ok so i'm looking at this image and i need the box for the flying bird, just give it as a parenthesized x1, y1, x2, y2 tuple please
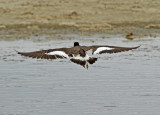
(17, 42, 140, 69)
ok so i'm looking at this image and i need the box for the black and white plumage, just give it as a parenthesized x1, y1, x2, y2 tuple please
(17, 42, 140, 69)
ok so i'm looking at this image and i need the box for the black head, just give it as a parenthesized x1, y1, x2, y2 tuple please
(74, 42, 80, 46)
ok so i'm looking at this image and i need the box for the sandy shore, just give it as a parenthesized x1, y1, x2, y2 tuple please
(0, 0, 160, 40)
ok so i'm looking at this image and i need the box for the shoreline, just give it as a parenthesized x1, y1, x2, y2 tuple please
(1, 0, 160, 40)
(0, 23, 159, 41)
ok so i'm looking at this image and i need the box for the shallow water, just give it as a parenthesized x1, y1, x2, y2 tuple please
(0, 35, 160, 115)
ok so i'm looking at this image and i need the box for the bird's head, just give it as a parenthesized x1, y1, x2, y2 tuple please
(74, 42, 80, 46)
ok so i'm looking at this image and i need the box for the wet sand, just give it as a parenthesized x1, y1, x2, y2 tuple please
(1, 0, 160, 40)
(0, 35, 160, 115)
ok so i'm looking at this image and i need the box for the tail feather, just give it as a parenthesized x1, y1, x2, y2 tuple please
(70, 58, 86, 66)
(87, 57, 97, 64)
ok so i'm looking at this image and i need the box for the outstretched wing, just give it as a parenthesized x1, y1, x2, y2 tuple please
(17, 48, 71, 59)
(81, 45, 140, 55)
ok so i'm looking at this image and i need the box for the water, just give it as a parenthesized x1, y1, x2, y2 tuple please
(0, 35, 160, 115)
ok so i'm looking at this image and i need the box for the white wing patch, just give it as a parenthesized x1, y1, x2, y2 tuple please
(45, 51, 69, 58)
(72, 54, 90, 61)
(94, 47, 114, 54)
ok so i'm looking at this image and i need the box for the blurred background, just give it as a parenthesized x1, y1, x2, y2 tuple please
(0, 0, 160, 40)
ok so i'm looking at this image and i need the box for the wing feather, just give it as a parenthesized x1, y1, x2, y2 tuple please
(81, 45, 140, 55)
(17, 48, 71, 60)
(99, 46, 140, 54)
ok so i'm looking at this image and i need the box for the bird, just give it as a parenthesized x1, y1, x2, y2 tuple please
(17, 42, 140, 69)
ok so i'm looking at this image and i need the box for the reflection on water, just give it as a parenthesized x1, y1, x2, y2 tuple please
(0, 35, 160, 115)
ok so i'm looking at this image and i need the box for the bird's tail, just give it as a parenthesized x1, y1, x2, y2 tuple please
(70, 58, 86, 66)
(87, 57, 97, 64)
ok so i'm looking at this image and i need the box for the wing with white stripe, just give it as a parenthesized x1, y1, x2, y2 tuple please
(83, 45, 140, 55)
(17, 48, 70, 60)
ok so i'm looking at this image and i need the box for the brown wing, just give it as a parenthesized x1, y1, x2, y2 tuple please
(80, 45, 140, 54)
(97, 45, 140, 54)
(17, 48, 71, 60)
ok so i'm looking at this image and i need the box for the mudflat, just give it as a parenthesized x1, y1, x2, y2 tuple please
(0, 0, 160, 40)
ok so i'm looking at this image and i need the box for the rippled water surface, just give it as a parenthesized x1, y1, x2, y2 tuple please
(0, 35, 160, 115)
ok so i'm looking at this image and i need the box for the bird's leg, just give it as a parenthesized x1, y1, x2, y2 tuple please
(86, 63, 89, 70)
